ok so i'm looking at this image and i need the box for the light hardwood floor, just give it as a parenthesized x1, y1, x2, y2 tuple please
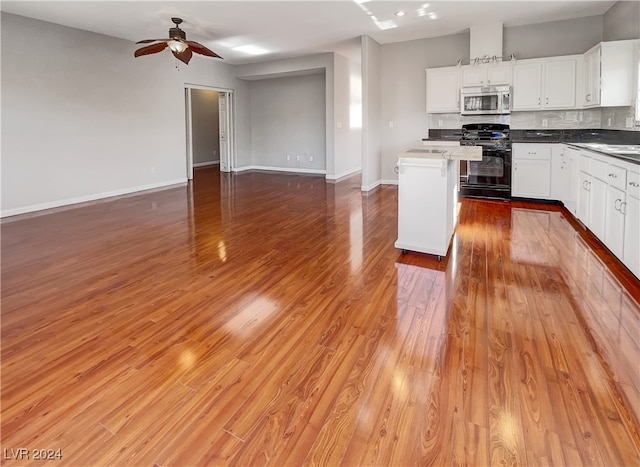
(2, 167, 639, 466)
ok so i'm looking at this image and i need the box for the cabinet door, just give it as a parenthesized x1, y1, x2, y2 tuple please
(462, 67, 485, 86)
(512, 63, 543, 110)
(487, 65, 511, 85)
(623, 195, 640, 278)
(512, 159, 551, 199)
(588, 177, 607, 240)
(577, 171, 591, 223)
(583, 46, 601, 107)
(544, 59, 576, 109)
(426, 68, 460, 112)
(604, 185, 626, 260)
(564, 151, 579, 215)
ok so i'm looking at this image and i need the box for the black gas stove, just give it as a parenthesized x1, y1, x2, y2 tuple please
(459, 123, 512, 200)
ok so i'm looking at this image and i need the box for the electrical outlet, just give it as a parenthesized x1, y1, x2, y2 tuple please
(542, 119, 548, 127)
(627, 117, 634, 128)
(296, 155, 300, 161)
(287, 155, 291, 161)
(438, 120, 443, 127)
(309, 155, 314, 162)
(607, 117, 612, 127)
(578, 111, 583, 122)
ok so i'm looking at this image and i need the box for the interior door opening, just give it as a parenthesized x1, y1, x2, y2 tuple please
(185, 85, 235, 180)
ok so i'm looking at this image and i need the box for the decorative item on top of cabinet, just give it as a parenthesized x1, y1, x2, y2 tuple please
(426, 67, 460, 113)
(462, 63, 512, 87)
(512, 56, 578, 111)
(623, 169, 640, 278)
(583, 40, 636, 108)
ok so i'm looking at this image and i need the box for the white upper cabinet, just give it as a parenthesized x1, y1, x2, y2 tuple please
(543, 59, 577, 109)
(462, 64, 512, 87)
(512, 57, 577, 110)
(512, 62, 543, 110)
(583, 39, 637, 107)
(426, 67, 460, 113)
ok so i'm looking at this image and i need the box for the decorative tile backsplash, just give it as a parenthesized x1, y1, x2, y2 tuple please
(428, 107, 639, 131)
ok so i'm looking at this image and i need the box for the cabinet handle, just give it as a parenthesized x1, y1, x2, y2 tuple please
(630, 182, 639, 187)
(586, 94, 591, 102)
(608, 173, 617, 179)
(537, 98, 541, 105)
(614, 198, 621, 211)
(545, 97, 549, 105)
(620, 201, 627, 215)
(393, 166, 400, 175)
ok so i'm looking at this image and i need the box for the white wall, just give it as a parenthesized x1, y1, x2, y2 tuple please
(0, 13, 250, 217)
(504, 15, 604, 59)
(237, 54, 335, 176)
(331, 52, 362, 180)
(191, 89, 219, 165)
(379, 33, 470, 183)
(249, 73, 326, 172)
(361, 35, 382, 191)
(604, 1, 640, 42)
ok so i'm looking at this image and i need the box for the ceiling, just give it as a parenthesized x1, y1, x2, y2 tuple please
(0, 1, 617, 65)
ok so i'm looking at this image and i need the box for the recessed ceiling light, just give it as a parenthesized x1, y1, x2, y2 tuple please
(417, 9, 427, 17)
(395, 11, 406, 17)
(375, 20, 397, 30)
(353, 0, 371, 4)
(233, 44, 269, 55)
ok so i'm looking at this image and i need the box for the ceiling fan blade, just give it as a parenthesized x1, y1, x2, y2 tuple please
(134, 41, 169, 58)
(172, 47, 193, 65)
(136, 39, 171, 44)
(186, 41, 223, 59)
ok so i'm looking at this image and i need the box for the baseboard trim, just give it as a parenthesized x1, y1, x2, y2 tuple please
(361, 180, 382, 192)
(381, 179, 399, 186)
(1, 178, 188, 219)
(234, 165, 326, 175)
(326, 167, 362, 181)
(193, 161, 220, 167)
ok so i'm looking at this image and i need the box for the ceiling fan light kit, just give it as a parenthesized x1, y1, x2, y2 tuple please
(134, 17, 222, 65)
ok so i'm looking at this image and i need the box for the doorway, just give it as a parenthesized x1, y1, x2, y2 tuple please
(185, 84, 235, 180)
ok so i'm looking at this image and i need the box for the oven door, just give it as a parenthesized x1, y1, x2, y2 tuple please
(460, 147, 511, 199)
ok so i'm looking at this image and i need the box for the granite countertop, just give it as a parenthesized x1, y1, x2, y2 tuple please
(567, 143, 640, 165)
(398, 145, 482, 161)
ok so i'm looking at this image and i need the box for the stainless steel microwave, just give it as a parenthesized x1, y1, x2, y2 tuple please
(461, 85, 511, 115)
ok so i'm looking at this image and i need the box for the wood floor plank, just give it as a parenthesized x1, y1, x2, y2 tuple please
(1, 168, 639, 466)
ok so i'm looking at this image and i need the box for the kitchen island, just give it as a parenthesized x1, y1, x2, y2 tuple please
(395, 145, 482, 258)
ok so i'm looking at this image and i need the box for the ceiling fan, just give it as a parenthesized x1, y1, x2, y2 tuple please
(134, 17, 222, 65)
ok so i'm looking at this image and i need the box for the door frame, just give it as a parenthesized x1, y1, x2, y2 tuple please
(184, 83, 236, 180)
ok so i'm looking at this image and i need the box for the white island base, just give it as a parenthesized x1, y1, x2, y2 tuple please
(395, 146, 482, 258)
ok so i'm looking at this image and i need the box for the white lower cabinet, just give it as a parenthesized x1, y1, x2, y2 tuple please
(567, 146, 640, 279)
(512, 143, 552, 199)
(604, 185, 626, 259)
(623, 194, 640, 277)
(577, 170, 591, 224)
(588, 176, 607, 240)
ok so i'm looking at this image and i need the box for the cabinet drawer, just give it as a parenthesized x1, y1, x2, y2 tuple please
(627, 170, 639, 199)
(605, 164, 627, 191)
(579, 154, 591, 172)
(590, 158, 608, 181)
(513, 143, 552, 160)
